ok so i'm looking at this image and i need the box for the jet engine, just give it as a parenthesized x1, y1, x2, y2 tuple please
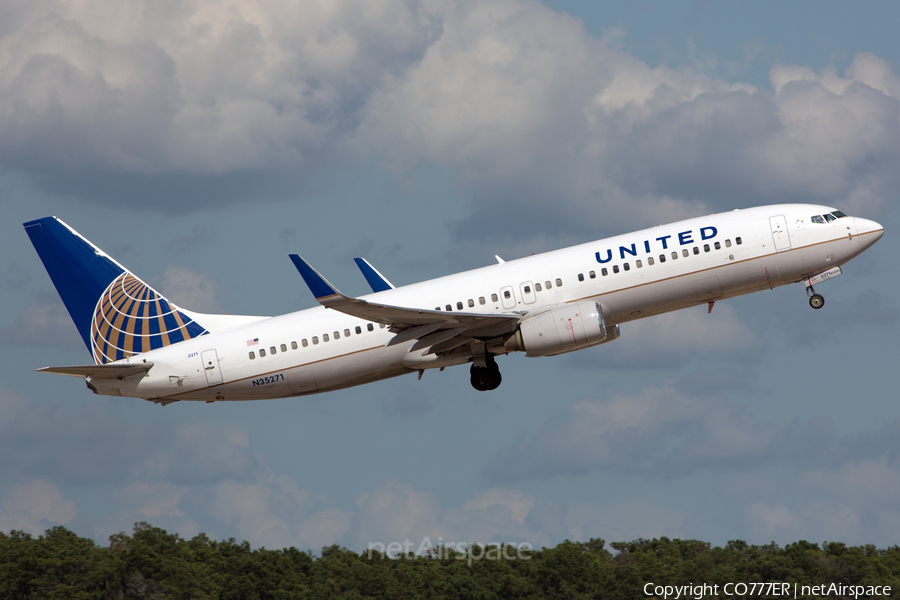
(504, 301, 612, 357)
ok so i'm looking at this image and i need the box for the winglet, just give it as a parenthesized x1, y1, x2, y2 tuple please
(289, 254, 347, 303)
(354, 257, 395, 293)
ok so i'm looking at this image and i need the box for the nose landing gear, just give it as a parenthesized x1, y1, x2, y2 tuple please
(470, 354, 502, 391)
(806, 285, 825, 309)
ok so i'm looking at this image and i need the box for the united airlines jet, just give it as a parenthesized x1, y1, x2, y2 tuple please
(24, 205, 883, 403)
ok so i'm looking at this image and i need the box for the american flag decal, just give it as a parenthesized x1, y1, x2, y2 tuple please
(247, 338, 259, 346)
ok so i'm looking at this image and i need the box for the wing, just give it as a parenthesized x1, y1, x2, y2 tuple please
(354, 257, 395, 292)
(37, 363, 154, 379)
(290, 255, 520, 354)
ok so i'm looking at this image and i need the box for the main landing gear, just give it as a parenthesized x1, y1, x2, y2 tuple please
(470, 354, 502, 391)
(806, 285, 825, 310)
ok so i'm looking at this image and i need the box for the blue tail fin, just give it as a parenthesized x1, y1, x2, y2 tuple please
(24, 217, 207, 364)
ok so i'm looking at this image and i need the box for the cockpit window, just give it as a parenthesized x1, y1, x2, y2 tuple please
(811, 215, 825, 224)
(831, 211, 846, 218)
(824, 213, 836, 223)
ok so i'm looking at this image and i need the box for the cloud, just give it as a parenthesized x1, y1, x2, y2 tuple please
(153, 265, 226, 313)
(0, 401, 163, 484)
(483, 382, 900, 483)
(569, 302, 764, 370)
(0, 479, 77, 535)
(1, 295, 83, 349)
(2, 0, 896, 247)
(0, 0, 439, 175)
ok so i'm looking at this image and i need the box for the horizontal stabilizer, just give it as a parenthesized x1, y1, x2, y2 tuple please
(37, 363, 154, 379)
(354, 258, 395, 293)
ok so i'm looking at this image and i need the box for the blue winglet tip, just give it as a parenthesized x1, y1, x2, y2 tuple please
(354, 257, 393, 293)
(289, 254, 339, 300)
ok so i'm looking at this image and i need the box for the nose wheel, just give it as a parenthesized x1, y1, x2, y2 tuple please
(806, 285, 825, 309)
(470, 354, 502, 391)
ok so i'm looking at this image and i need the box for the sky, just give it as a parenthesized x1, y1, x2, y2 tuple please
(1, 0, 899, 552)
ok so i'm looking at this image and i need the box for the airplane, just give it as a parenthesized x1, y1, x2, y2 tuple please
(23, 204, 883, 404)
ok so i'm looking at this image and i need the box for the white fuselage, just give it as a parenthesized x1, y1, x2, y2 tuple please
(90, 204, 883, 402)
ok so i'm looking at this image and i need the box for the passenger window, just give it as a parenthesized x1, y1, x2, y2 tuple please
(491, 293, 499, 302)
(479, 297, 486, 305)
(555, 278, 562, 286)
(435, 307, 440, 311)
(725, 239, 732, 247)
(659, 254, 666, 263)
(589, 271, 596, 279)
(613, 265, 620, 274)
(648, 257, 654, 266)
(446, 304, 452, 311)
(249, 351, 256, 359)
(312, 336, 319, 345)
(623, 263, 630, 271)
(323, 334, 329, 342)
(693, 247, 700, 255)
(468, 299, 474, 307)
(811, 215, 825, 224)
(736, 237, 742, 245)
(281, 344, 287, 352)
(601, 268, 608, 276)
(302, 339, 309, 347)
(457, 301, 463, 310)
(291, 341, 298, 350)
(682, 249, 689, 257)
(270, 346, 277, 355)
(535, 283, 542, 292)
(577, 273, 584, 282)
(672, 251, 678, 260)
(636, 260, 642, 268)
(355, 326, 362, 334)
(344, 329, 350, 337)
(504, 290, 511, 299)
(332, 331, 339, 340)
(703, 244, 710, 252)
(545, 281, 552, 289)
(379, 323, 386, 329)
(714, 241, 721, 250)
(524, 285, 531, 294)
(260, 348, 266, 357)
(367, 324, 374, 331)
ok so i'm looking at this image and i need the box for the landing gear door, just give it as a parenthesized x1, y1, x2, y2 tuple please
(201, 349, 223, 386)
(770, 215, 792, 252)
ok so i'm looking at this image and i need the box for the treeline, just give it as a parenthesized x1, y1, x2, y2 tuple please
(1, 523, 899, 599)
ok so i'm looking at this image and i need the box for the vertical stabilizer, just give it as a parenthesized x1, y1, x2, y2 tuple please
(24, 217, 207, 364)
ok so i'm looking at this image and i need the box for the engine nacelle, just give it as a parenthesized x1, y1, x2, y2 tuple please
(505, 301, 609, 357)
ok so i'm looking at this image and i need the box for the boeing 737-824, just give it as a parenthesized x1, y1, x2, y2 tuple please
(24, 204, 883, 403)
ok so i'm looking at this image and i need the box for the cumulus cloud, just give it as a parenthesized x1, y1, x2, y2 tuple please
(569, 302, 764, 370)
(1, 295, 83, 348)
(0, 479, 77, 535)
(0, 0, 439, 173)
(0, 400, 162, 484)
(1, 0, 896, 243)
(153, 265, 226, 314)
(350, 480, 553, 552)
(483, 383, 900, 483)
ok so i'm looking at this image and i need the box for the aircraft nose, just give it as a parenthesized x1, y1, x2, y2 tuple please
(854, 217, 884, 247)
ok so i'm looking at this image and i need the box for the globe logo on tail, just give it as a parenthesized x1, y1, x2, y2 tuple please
(91, 273, 207, 364)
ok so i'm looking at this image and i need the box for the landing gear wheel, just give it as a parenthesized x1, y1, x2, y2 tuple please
(809, 294, 825, 309)
(470, 356, 502, 391)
